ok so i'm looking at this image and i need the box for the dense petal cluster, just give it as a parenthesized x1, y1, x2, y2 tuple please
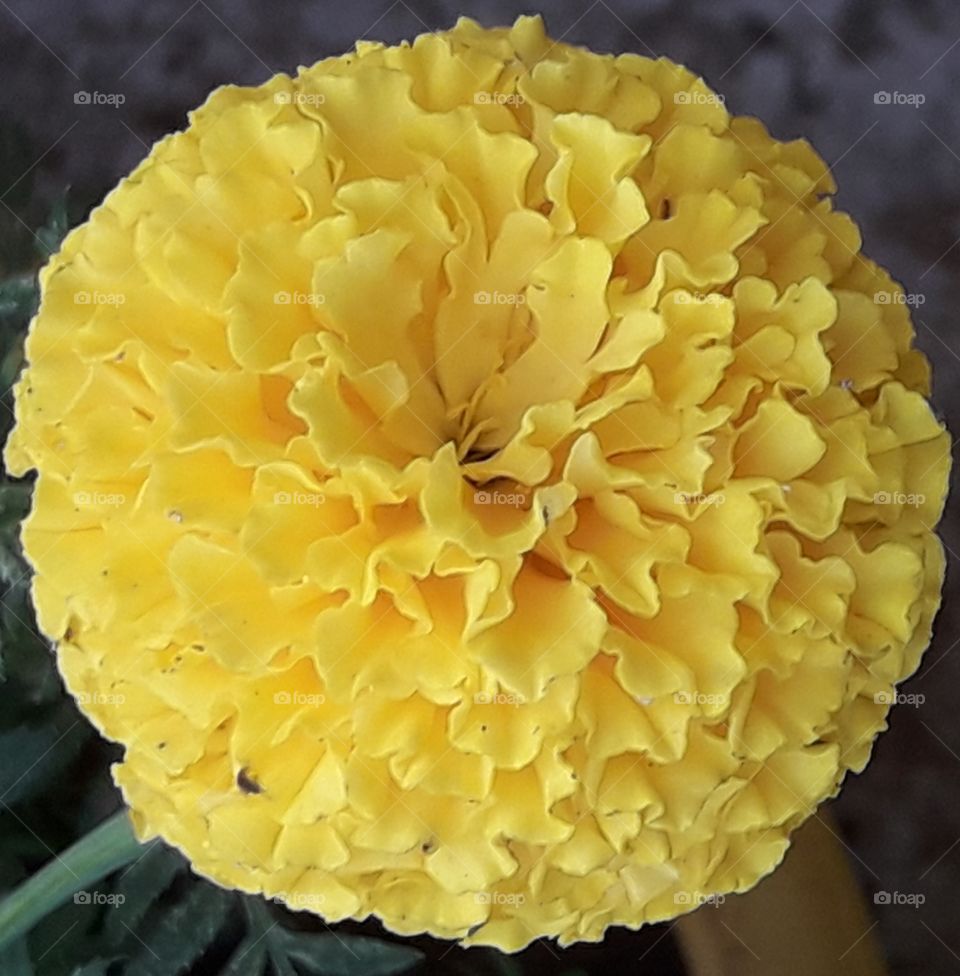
(5, 15, 950, 950)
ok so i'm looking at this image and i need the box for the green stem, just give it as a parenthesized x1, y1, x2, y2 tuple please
(0, 808, 144, 954)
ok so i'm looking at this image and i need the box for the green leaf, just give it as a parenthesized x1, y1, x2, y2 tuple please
(0, 610, 61, 707)
(0, 120, 35, 220)
(0, 937, 33, 976)
(0, 276, 37, 322)
(1, 801, 428, 976)
(28, 898, 101, 976)
(34, 196, 69, 261)
(271, 929, 423, 976)
(489, 954, 525, 976)
(0, 479, 35, 688)
(69, 959, 119, 976)
(0, 482, 31, 584)
(0, 480, 30, 526)
(219, 936, 267, 976)
(0, 337, 26, 398)
(0, 721, 84, 805)
(0, 811, 143, 956)
(272, 951, 298, 976)
(103, 842, 185, 949)
(243, 899, 291, 976)
(127, 880, 233, 976)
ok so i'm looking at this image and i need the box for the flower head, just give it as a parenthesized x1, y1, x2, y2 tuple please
(5, 14, 950, 951)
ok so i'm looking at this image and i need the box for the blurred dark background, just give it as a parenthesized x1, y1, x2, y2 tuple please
(1, 1, 958, 974)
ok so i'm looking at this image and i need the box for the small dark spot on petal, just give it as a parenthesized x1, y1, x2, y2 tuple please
(237, 767, 263, 795)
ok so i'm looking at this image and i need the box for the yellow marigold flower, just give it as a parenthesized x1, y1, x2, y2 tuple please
(5, 14, 950, 951)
